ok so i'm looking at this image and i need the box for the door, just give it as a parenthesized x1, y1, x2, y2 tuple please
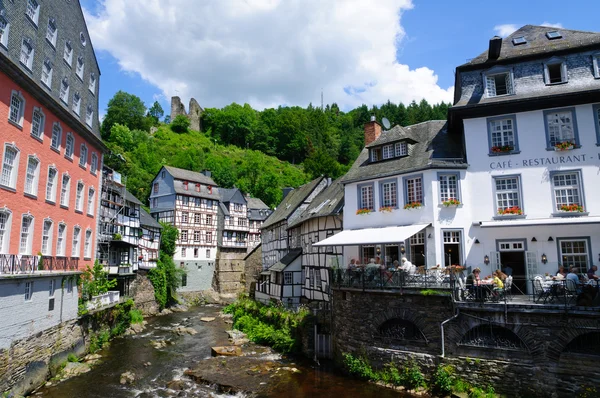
(525, 251, 539, 295)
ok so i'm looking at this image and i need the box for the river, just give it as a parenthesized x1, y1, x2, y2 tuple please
(36, 305, 407, 398)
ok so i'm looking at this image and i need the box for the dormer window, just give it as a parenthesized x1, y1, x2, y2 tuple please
(484, 67, 514, 97)
(382, 144, 394, 159)
(183, 181, 188, 190)
(371, 148, 380, 162)
(544, 57, 567, 85)
(546, 31, 562, 40)
(395, 142, 407, 157)
(512, 36, 526, 46)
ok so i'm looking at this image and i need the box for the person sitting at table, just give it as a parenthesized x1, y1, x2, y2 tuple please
(391, 260, 400, 271)
(566, 267, 583, 294)
(347, 258, 356, 270)
(587, 265, 599, 281)
(492, 270, 504, 289)
(401, 257, 416, 275)
(496, 270, 508, 282)
(556, 265, 567, 279)
(466, 268, 482, 299)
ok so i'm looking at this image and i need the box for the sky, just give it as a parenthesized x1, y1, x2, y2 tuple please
(80, 0, 599, 120)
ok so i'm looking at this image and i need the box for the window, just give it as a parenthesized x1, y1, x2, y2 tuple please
(24, 155, 40, 196)
(206, 249, 210, 258)
(488, 116, 518, 153)
(49, 279, 55, 298)
(409, 232, 425, 267)
(544, 108, 579, 148)
(512, 36, 526, 45)
(494, 176, 522, 215)
(20, 215, 33, 254)
(72, 92, 81, 116)
(442, 230, 462, 267)
(1, 144, 19, 189)
(382, 144, 394, 159)
(89, 73, 96, 94)
(85, 105, 94, 127)
(63, 41, 73, 66)
(206, 214, 212, 225)
(0, 15, 9, 48)
(90, 153, 98, 174)
(153, 183, 159, 193)
(194, 248, 198, 258)
(42, 219, 53, 255)
(26, 0, 40, 25)
(558, 239, 589, 270)
(357, 183, 374, 210)
(60, 174, 70, 207)
(51, 123, 62, 151)
(284, 272, 293, 284)
(72, 227, 80, 257)
(65, 134, 74, 159)
(544, 58, 567, 84)
(404, 175, 423, 205)
(75, 182, 84, 212)
(183, 181, 188, 190)
(395, 142, 407, 157)
(79, 144, 87, 167)
(206, 231, 212, 243)
(84, 229, 92, 258)
(380, 179, 397, 208)
(41, 59, 53, 88)
(0, 210, 11, 254)
(25, 281, 33, 301)
(181, 247, 186, 257)
(76, 56, 84, 80)
(484, 69, 513, 97)
(182, 196, 189, 206)
(438, 173, 459, 203)
(195, 183, 200, 192)
(9, 91, 25, 126)
(181, 230, 188, 241)
(552, 171, 584, 213)
(194, 230, 200, 242)
(194, 213, 201, 223)
(546, 31, 562, 40)
(31, 107, 45, 140)
(67, 279, 73, 293)
(56, 223, 66, 256)
(60, 78, 70, 104)
(20, 38, 34, 70)
(46, 166, 58, 202)
(371, 148, 380, 162)
(181, 212, 188, 223)
(46, 18, 57, 47)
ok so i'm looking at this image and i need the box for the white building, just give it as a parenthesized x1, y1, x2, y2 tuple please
(138, 208, 162, 270)
(247, 197, 272, 250)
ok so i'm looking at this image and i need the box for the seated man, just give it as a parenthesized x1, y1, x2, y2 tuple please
(401, 257, 416, 275)
(587, 265, 599, 281)
(566, 267, 583, 294)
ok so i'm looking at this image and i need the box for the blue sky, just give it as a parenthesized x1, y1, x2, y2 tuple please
(81, 0, 598, 118)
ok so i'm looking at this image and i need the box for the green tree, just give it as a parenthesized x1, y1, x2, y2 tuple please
(80, 260, 118, 300)
(160, 222, 179, 257)
(101, 91, 150, 139)
(171, 114, 190, 133)
(147, 101, 164, 125)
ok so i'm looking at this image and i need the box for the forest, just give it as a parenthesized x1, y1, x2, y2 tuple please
(101, 91, 450, 208)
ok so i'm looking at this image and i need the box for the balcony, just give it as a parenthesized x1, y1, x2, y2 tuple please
(224, 223, 249, 232)
(221, 240, 248, 248)
(0, 254, 79, 275)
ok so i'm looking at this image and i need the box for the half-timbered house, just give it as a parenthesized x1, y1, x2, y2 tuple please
(247, 196, 271, 249)
(138, 208, 162, 270)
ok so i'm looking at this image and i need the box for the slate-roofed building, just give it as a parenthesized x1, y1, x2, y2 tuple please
(218, 188, 249, 250)
(246, 196, 272, 249)
(138, 208, 162, 270)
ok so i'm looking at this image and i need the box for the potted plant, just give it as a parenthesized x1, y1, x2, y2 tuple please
(404, 202, 423, 210)
(554, 141, 575, 151)
(559, 204, 583, 212)
(356, 208, 373, 215)
(490, 145, 514, 153)
(379, 206, 394, 213)
(113, 233, 122, 241)
(442, 198, 461, 207)
(497, 206, 522, 216)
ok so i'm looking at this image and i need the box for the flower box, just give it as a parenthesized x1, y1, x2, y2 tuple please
(497, 206, 522, 216)
(404, 202, 423, 210)
(442, 198, 461, 207)
(491, 145, 514, 154)
(379, 206, 394, 213)
(356, 208, 373, 215)
(554, 141, 575, 151)
(559, 204, 583, 213)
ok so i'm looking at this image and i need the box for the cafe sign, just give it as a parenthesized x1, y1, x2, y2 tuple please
(489, 153, 600, 170)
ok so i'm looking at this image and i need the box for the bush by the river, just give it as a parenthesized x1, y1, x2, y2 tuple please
(223, 296, 309, 354)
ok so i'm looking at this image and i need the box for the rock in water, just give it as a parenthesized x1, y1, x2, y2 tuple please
(211, 346, 242, 357)
(200, 317, 216, 322)
(62, 362, 91, 378)
(120, 371, 136, 385)
(172, 326, 198, 336)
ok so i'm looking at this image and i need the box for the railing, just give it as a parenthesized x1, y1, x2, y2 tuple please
(332, 267, 454, 290)
(41, 256, 79, 271)
(0, 254, 79, 274)
(222, 240, 248, 248)
(86, 291, 120, 311)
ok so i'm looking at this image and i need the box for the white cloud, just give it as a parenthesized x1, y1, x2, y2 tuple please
(493, 24, 518, 38)
(540, 22, 564, 29)
(84, 0, 453, 111)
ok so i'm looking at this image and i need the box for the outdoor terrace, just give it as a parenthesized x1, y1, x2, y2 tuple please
(0, 254, 80, 275)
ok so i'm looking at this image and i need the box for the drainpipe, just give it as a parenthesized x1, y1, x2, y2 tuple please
(440, 309, 460, 358)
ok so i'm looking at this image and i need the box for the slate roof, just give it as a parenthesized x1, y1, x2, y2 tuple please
(261, 177, 325, 230)
(247, 197, 272, 221)
(268, 249, 302, 272)
(341, 121, 466, 184)
(173, 180, 220, 201)
(247, 197, 270, 210)
(163, 165, 216, 186)
(288, 177, 344, 228)
(460, 25, 600, 69)
(219, 202, 230, 216)
(365, 125, 418, 148)
(140, 208, 162, 229)
(125, 190, 143, 206)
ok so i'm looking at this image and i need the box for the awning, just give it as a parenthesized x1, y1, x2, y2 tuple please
(313, 223, 430, 247)
(478, 216, 600, 228)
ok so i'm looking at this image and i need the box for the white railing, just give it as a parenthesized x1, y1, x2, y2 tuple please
(86, 291, 120, 311)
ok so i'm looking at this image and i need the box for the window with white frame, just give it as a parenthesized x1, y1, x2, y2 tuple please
(206, 214, 212, 225)
(41, 59, 53, 88)
(9, 91, 25, 126)
(72, 92, 81, 116)
(181, 212, 188, 223)
(206, 231, 212, 243)
(381, 180, 397, 208)
(358, 183, 374, 210)
(75, 181, 84, 212)
(284, 271, 293, 285)
(485, 70, 513, 97)
(371, 148, 379, 162)
(405, 176, 423, 205)
(46, 166, 58, 202)
(60, 174, 70, 207)
(20, 214, 33, 254)
(395, 142, 407, 157)
(83, 230, 91, 257)
(180, 230, 188, 241)
(31, 107, 45, 140)
(494, 176, 521, 214)
(552, 171, 584, 212)
(382, 144, 394, 159)
(63, 41, 73, 66)
(46, 18, 57, 47)
(410, 231, 426, 266)
(24, 155, 40, 196)
(194, 230, 200, 242)
(89, 73, 96, 94)
(42, 219, 53, 255)
(439, 174, 459, 203)
(19, 38, 34, 70)
(0, 15, 9, 48)
(76, 56, 84, 80)
(90, 153, 98, 174)
(545, 109, 577, 148)
(49, 279, 55, 298)
(26, 0, 40, 26)
(56, 223, 66, 256)
(0, 210, 12, 254)
(488, 116, 517, 153)
(87, 187, 95, 215)
(86, 105, 94, 127)
(51, 123, 62, 151)
(181, 247, 186, 257)
(79, 144, 87, 167)
(193, 213, 201, 224)
(559, 239, 589, 270)
(60, 78, 70, 104)
(206, 249, 210, 258)
(1, 144, 19, 189)
(72, 226, 80, 257)
(65, 133, 74, 158)
(544, 58, 567, 84)
(25, 281, 33, 301)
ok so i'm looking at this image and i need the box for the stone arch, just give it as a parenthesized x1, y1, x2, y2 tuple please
(459, 324, 528, 351)
(562, 332, 600, 356)
(371, 308, 434, 343)
(547, 319, 600, 361)
(377, 318, 427, 342)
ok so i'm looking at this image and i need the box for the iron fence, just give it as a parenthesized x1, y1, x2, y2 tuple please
(331, 267, 455, 290)
(0, 254, 79, 275)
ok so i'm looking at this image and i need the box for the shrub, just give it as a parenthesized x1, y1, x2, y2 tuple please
(129, 309, 144, 324)
(430, 365, 454, 396)
(67, 353, 79, 363)
(171, 115, 190, 133)
(343, 353, 377, 381)
(401, 360, 425, 390)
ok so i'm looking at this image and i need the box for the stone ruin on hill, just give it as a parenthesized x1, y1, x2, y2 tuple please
(170, 96, 203, 131)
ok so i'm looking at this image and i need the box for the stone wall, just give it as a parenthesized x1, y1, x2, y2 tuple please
(215, 249, 246, 295)
(244, 244, 262, 295)
(170, 96, 186, 121)
(169, 96, 203, 131)
(129, 271, 159, 316)
(332, 288, 600, 398)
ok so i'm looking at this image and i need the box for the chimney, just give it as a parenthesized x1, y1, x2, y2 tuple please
(282, 187, 294, 199)
(488, 36, 502, 60)
(364, 116, 382, 147)
(202, 170, 212, 178)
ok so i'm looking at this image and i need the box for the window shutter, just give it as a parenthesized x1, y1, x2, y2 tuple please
(486, 76, 496, 97)
(504, 73, 513, 95)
